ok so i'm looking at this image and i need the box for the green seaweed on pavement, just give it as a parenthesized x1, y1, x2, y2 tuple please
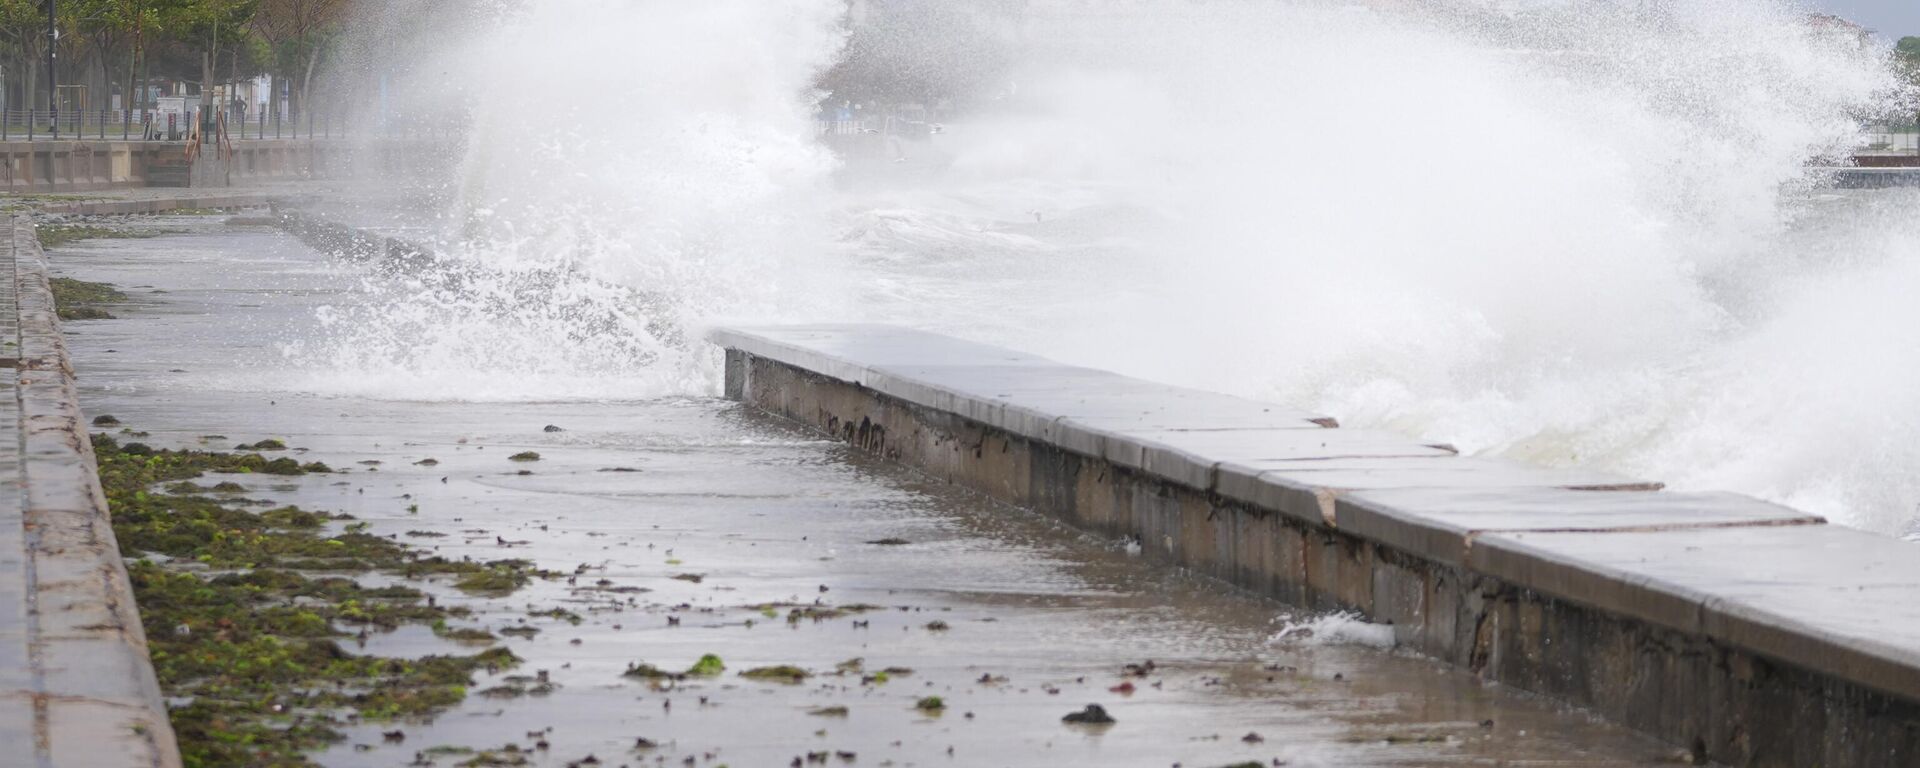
(740, 665, 811, 684)
(528, 607, 583, 625)
(93, 432, 541, 768)
(686, 653, 726, 677)
(39, 224, 161, 248)
(622, 663, 680, 680)
(50, 276, 129, 320)
(453, 561, 537, 596)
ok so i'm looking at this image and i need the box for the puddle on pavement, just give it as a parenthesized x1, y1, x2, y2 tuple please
(49, 216, 1684, 766)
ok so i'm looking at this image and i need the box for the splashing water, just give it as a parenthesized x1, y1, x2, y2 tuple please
(297, 0, 1920, 533)
(1271, 611, 1398, 650)
(298, 0, 849, 399)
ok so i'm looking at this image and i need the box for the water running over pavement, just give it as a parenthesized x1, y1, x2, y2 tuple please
(51, 216, 1686, 767)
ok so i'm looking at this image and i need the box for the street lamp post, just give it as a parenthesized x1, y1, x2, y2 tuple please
(46, 0, 55, 140)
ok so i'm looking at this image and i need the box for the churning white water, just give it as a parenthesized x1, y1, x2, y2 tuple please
(299, 0, 1920, 534)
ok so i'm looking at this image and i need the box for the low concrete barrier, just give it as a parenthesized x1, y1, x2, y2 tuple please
(0, 216, 180, 766)
(0, 138, 445, 193)
(37, 192, 295, 217)
(1829, 167, 1920, 188)
(713, 324, 1920, 768)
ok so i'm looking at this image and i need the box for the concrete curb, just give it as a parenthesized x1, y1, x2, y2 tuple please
(714, 324, 1920, 767)
(36, 192, 291, 217)
(0, 139, 366, 194)
(1817, 166, 1920, 188)
(0, 215, 180, 767)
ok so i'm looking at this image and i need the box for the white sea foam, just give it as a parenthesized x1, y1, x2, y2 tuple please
(295, 0, 1920, 533)
(299, 0, 849, 400)
(1270, 612, 1398, 650)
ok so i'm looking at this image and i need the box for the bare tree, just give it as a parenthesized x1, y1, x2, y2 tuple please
(252, 0, 349, 123)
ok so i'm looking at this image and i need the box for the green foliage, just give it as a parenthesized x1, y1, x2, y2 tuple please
(0, 0, 351, 107)
(1898, 37, 1920, 102)
(1889, 36, 1920, 81)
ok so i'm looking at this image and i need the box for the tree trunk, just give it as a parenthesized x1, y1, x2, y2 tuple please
(227, 48, 239, 137)
(89, 48, 103, 114)
(300, 51, 319, 124)
(199, 52, 213, 111)
(131, 15, 144, 126)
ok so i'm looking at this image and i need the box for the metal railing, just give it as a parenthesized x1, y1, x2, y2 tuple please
(817, 117, 943, 139)
(0, 107, 459, 142)
(1861, 125, 1920, 155)
(819, 120, 871, 136)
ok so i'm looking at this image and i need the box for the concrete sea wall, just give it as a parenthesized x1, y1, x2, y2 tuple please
(714, 324, 1920, 768)
(0, 216, 179, 766)
(1829, 167, 1920, 188)
(37, 192, 296, 217)
(0, 139, 446, 193)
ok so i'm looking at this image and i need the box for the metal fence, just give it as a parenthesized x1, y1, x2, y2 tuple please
(817, 117, 943, 139)
(1862, 125, 1920, 155)
(819, 120, 871, 136)
(0, 107, 459, 142)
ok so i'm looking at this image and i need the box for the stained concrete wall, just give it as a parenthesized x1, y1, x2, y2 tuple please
(0, 139, 441, 193)
(714, 324, 1920, 768)
(36, 192, 294, 216)
(1830, 167, 1920, 188)
(0, 216, 179, 766)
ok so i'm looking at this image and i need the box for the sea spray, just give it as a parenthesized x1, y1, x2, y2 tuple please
(300, 0, 849, 400)
(295, 0, 1920, 532)
(830, 0, 1919, 533)
(1271, 611, 1397, 650)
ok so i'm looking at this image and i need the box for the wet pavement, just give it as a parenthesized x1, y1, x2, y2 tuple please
(49, 214, 1685, 767)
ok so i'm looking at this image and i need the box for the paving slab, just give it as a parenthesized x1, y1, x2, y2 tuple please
(853, 363, 1136, 440)
(731, 336, 1337, 449)
(876, 369, 1332, 431)
(1210, 456, 1657, 527)
(1476, 524, 1920, 700)
(1252, 455, 1654, 491)
(712, 324, 1054, 384)
(1340, 486, 1824, 567)
(1105, 426, 1457, 491)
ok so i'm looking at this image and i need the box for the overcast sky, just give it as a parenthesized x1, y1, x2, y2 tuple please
(1814, 0, 1920, 38)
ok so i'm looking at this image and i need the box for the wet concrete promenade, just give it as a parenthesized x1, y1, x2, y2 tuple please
(35, 214, 1689, 765)
(0, 215, 177, 768)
